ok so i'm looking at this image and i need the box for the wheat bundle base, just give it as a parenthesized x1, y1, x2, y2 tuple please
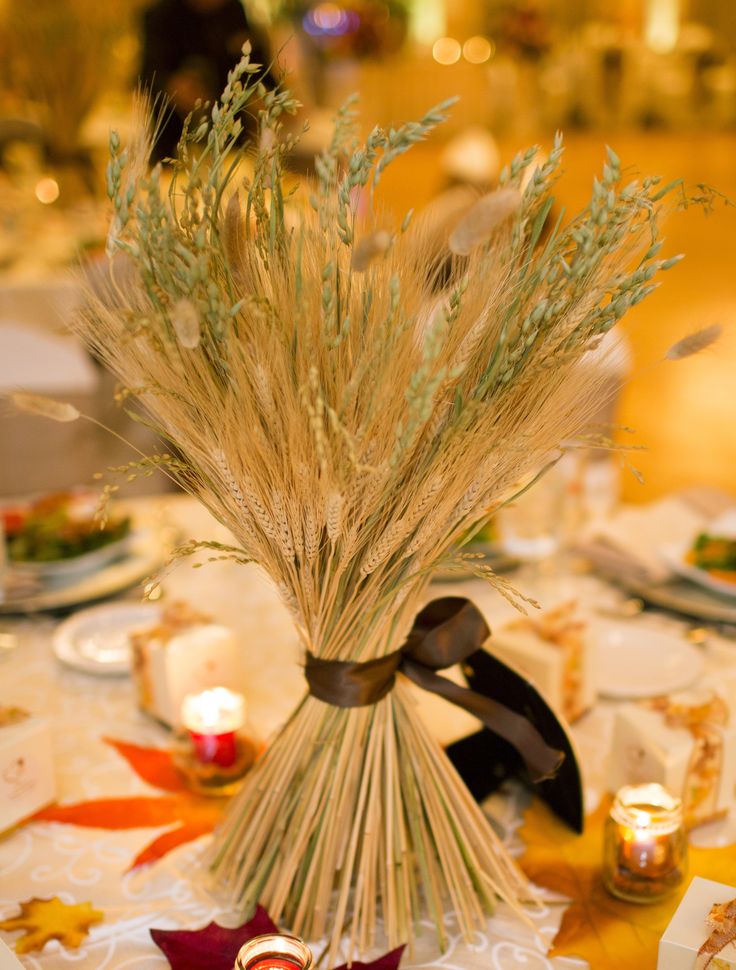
(52, 43, 708, 968)
(210, 681, 529, 964)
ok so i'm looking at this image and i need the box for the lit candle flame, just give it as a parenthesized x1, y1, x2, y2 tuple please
(181, 687, 245, 734)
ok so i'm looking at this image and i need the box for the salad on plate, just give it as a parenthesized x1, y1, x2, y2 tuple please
(660, 509, 736, 599)
(3, 491, 132, 581)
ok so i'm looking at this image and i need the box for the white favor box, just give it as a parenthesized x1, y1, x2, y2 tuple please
(609, 692, 736, 829)
(0, 713, 55, 834)
(131, 624, 244, 728)
(487, 607, 595, 723)
(658, 877, 736, 970)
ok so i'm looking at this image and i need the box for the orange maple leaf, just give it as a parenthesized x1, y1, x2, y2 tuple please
(32, 737, 226, 869)
(519, 795, 736, 970)
(0, 897, 103, 954)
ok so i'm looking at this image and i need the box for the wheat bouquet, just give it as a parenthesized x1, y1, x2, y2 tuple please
(62, 46, 699, 965)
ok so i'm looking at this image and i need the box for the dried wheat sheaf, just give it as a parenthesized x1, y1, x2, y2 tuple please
(70, 46, 702, 966)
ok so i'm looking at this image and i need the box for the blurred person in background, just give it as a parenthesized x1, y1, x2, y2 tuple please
(140, 0, 273, 162)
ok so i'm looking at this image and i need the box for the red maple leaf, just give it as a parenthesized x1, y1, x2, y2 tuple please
(150, 906, 405, 970)
(150, 905, 279, 970)
(32, 737, 227, 869)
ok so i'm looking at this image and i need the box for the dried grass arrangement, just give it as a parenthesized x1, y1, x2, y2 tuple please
(4, 0, 143, 164)
(72, 47, 692, 965)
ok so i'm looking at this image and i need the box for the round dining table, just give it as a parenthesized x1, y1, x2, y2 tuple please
(2, 493, 736, 970)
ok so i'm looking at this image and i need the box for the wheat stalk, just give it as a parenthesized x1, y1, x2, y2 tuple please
(665, 323, 722, 360)
(9, 393, 80, 422)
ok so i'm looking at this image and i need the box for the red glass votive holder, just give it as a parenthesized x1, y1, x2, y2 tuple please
(181, 687, 246, 768)
(187, 728, 238, 767)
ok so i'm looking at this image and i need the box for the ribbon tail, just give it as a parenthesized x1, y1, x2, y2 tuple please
(697, 901, 736, 970)
(402, 660, 564, 783)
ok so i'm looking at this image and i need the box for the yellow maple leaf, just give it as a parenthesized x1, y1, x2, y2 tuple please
(519, 795, 736, 970)
(0, 897, 104, 954)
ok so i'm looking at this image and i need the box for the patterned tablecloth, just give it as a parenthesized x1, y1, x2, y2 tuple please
(2, 495, 736, 970)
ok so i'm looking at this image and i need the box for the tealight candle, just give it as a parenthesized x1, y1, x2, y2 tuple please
(234, 934, 313, 970)
(181, 687, 245, 768)
(603, 782, 688, 903)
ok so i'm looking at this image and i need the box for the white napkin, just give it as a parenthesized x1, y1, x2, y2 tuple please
(0, 939, 24, 969)
(706, 509, 736, 538)
(577, 496, 706, 584)
(0, 321, 97, 394)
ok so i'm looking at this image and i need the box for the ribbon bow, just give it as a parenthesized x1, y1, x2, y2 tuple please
(649, 691, 730, 828)
(697, 898, 736, 970)
(305, 596, 563, 783)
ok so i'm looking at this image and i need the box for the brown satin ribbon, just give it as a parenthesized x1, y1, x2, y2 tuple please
(696, 898, 736, 970)
(305, 596, 564, 783)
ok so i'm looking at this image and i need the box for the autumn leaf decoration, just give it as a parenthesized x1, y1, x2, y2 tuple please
(150, 906, 280, 970)
(150, 905, 406, 970)
(0, 897, 103, 954)
(519, 795, 736, 970)
(32, 737, 226, 869)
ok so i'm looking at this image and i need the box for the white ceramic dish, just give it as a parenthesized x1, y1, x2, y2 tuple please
(592, 618, 703, 699)
(660, 541, 736, 600)
(52, 601, 161, 676)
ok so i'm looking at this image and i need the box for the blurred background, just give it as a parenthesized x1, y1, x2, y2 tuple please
(0, 0, 734, 502)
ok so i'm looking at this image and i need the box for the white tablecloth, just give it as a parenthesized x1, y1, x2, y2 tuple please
(2, 496, 735, 970)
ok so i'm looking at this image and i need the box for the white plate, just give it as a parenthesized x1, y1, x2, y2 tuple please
(592, 618, 703, 698)
(660, 541, 736, 600)
(52, 602, 161, 676)
(9, 532, 136, 584)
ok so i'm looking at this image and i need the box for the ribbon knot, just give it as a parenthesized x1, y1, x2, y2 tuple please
(697, 898, 736, 970)
(305, 596, 563, 783)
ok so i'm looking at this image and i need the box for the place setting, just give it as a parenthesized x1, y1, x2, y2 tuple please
(0, 489, 175, 619)
(578, 493, 736, 626)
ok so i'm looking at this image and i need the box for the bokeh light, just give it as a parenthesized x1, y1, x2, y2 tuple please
(312, 3, 343, 30)
(463, 35, 494, 64)
(644, 0, 680, 52)
(34, 178, 60, 204)
(303, 2, 359, 37)
(432, 37, 461, 65)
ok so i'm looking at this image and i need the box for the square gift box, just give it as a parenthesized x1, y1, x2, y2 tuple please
(609, 689, 736, 829)
(486, 601, 595, 723)
(130, 602, 244, 729)
(658, 877, 736, 970)
(0, 707, 55, 834)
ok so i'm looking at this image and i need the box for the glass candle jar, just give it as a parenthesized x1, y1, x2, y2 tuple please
(603, 783, 688, 903)
(181, 687, 245, 767)
(234, 934, 313, 970)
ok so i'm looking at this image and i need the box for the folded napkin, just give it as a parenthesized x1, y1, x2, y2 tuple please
(0, 321, 97, 394)
(577, 495, 706, 584)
